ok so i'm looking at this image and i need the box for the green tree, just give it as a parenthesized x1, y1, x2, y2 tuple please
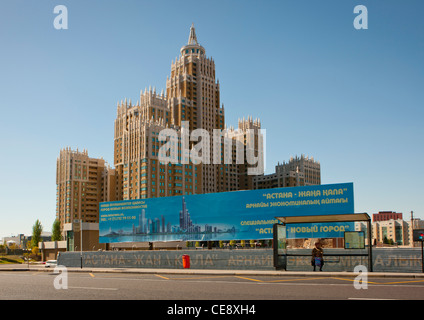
(31, 219, 43, 249)
(51, 219, 62, 241)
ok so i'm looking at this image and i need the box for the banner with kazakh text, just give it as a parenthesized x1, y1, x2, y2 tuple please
(99, 182, 354, 243)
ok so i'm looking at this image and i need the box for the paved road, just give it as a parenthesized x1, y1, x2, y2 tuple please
(1, 269, 424, 301)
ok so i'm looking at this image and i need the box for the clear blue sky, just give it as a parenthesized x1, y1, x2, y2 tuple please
(0, 0, 423, 239)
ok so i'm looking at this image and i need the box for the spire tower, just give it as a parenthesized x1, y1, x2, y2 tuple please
(180, 23, 205, 57)
(188, 23, 198, 45)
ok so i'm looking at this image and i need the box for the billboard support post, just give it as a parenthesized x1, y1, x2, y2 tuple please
(80, 219, 83, 269)
(368, 218, 373, 272)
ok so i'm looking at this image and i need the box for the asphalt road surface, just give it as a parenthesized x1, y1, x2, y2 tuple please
(1, 270, 424, 300)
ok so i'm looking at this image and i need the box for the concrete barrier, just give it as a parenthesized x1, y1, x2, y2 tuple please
(57, 247, 424, 273)
(57, 249, 275, 270)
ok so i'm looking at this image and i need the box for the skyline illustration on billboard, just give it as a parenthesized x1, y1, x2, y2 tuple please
(101, 196, 237, 243)
(99, 182, 355, 243)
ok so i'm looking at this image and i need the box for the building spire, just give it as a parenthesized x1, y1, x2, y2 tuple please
(188, 23, 198, 45)
(181, 23, 205, 56)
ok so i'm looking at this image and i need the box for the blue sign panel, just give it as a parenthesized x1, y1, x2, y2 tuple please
(286, 222, 355, 239)
(99, 182, 354, 243)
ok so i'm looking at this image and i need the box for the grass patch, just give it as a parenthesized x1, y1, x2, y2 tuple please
(0, 255, 24, 264)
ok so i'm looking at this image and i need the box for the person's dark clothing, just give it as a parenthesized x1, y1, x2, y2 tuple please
(311, 247, 324, 271)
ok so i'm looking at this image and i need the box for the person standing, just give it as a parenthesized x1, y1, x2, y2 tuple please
(311, 241, 324, 271)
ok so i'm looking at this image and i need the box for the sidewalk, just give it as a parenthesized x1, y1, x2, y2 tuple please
(1, 264, 424, 278)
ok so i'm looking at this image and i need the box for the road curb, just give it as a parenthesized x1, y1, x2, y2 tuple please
(2, 266, 424, 278)
(0, 268, 30, 272)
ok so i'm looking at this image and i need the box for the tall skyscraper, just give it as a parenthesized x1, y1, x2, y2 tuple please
(113, 89, 186, 200)
(138, 209, 147, 234)
(113, 24, 264, 200)
(166, 24, 226, 194)
(179, 197, 193, 232)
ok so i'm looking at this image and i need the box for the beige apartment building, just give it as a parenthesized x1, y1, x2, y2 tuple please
(113, 89, 200, 200)
(371, 218, 424, 247)
(56, 147, 116, 229)
(55, 147, 116, 252)
(354, 215, 424, 247)
(252, 154, 321, 189)
(231, 117, 263, 191)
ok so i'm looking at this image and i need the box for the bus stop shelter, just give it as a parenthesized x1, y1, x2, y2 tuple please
(273, 213, 373, 272)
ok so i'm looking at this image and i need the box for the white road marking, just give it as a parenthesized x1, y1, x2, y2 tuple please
(68, 286, 118, 291)
(348, 298, 398, 300)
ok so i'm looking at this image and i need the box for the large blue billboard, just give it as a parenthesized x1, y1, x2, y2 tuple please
(99, 182, 354, 243)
